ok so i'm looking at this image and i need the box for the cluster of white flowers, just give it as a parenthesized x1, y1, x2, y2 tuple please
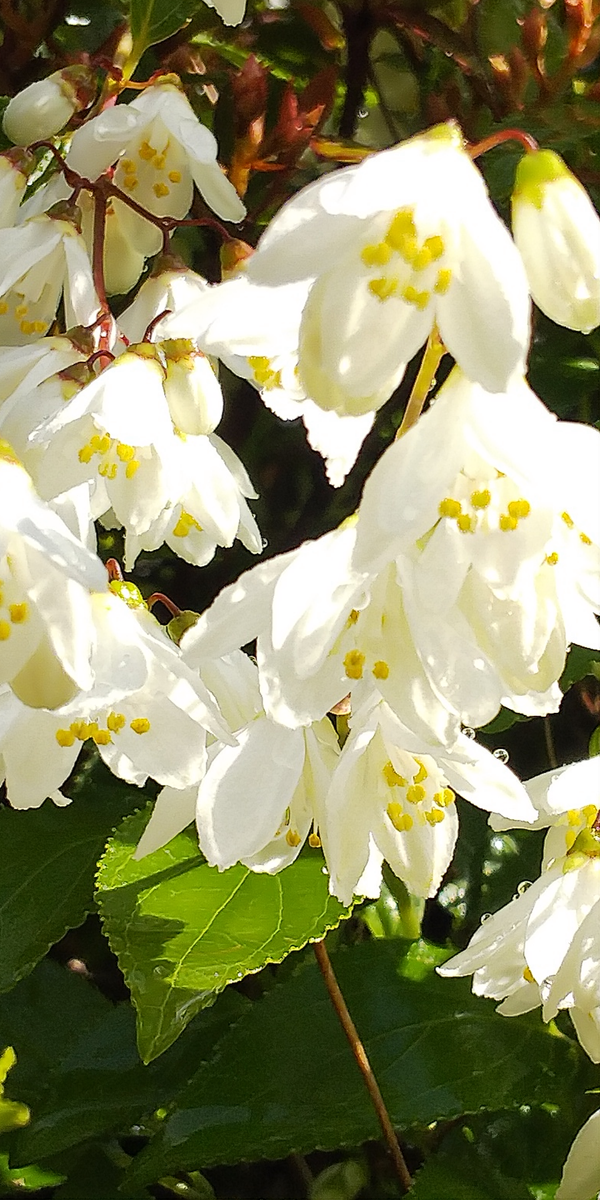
(2, 57, 600, 1191)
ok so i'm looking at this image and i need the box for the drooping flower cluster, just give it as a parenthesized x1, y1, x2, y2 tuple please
(1, 60, 600, 1196)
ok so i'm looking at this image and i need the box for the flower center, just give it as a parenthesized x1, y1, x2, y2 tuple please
(383, 753, 455, 831)
(360, 208, 452, 307)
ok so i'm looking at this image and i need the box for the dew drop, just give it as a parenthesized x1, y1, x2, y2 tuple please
(358, 108, 369, 119)
(261, 537, 269, 550)
(494, 748, 509, 763)
(480, 912, 492, 923)
(462, 726, 476, 740)
(517, 880, 532, 895)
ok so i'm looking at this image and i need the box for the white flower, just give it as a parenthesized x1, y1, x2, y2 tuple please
(0, 583, 232, 808)
(0, 209, 99, 345)
(66, 81, 245, 264)
(0, 444, 106, 709)
(0, 332, 94, 472)
(322, 697, 537, 906)
(33, 343, 261, 569)
(2, 66, 96, 146)
(512, 149, 600, 333)
(556, 1109, 600, 1200)
(196, 121, 530, 416)
(439, 758, 600, 1063)
(202, 0, 246, 25)
(354, 368, 600, 723)
(0, 149, 33, 228)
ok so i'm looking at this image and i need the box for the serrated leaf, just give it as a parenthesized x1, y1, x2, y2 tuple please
(96, 808, 350, 1062)
(124, 941, 593, 1187)
(129, 0, 200, 57)
(0, 756, 141, 993)
(8, 959, 248, 1164)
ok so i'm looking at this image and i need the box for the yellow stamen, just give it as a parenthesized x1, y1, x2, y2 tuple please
(507, 499, 530, 519)
(372, 660, 389, 680)
(8, 603, 27, 623)
(523, 967, 535, 983)
(168, 170, 182, 183)
(382, 761, 407, 788)
(116, 443, 135, 462)
(425, 808, 445, 824)
(401, 284, 430, 310)
(343, 649, 365, 679)
(386, 801, 413, 832)
(56, 729, 76, 747)
(406, 784, 426, 805)
(130, 718, 150, 735)
(456, 513, 475, 533)
(412, 759, 427, 784)
(286, 829, 301, 847)
(545, 551, 559, 565)
(0, 620, 10, 640)
(580, 532, 592, 545)
(308, 832, 321, 848)
(499, 513, 518, 532)
(562, 511, 574, 528)
(153, 182, 170, 198)
(93, 729, 112, 746)
(434, 268, 452, 293)
(107, 712, 126, 733)
(471, 489, 491, 509)
(361, 242, 392, 267)
(125, 460, 140, 479)
(368, 276, 399, 301)
(439, 497, 462, 518)
(138, 141, 156, 161)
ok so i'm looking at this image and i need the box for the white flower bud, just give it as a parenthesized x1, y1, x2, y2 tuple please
(0, 148, 34, 227)
(512, 149, 600, 333)
(163, 339, 223, 435)
(2, 66, 96, 146)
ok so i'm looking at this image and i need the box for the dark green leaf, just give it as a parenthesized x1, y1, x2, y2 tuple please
(560, 644, 600, 693)
(129, 0, 200, 57)
(0, 756, 142, 993)
(97, 808, 350, 1062)
(124, 941, 592, 1187)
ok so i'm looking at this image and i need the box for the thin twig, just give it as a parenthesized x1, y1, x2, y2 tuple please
(544, 716, 558, 769)
(313, 939, 412, 1193)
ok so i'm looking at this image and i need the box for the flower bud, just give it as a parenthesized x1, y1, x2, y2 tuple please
(512, 148, 600, 332)
(162, 339, 224, 435)
(3, 65, 96, 146)
(0, 148, 34, 227)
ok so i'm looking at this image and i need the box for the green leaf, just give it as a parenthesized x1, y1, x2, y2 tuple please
(560, 643, 600, 692)
(128, 0, 201, 58)
(8, 959, 248, 1164)
(96, 808, 350, 1062)
(0, 756, 141, 993)
(124, 941, 592, 1187)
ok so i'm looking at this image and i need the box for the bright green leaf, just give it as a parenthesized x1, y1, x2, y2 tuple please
(96, 808, 350, 1062)
(124, 942, 593, 1187)
(129, 0, 201, 58)
(0, 756, 141, 994)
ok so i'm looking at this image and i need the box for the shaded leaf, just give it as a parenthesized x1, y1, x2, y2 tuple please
(129, 0, 201, 57)
(124, 941, 592, 1187)
(0, 756, 142, 993)
(97, 808, 350, 1062)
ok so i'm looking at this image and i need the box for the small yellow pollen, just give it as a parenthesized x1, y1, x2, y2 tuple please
(382, 761, 407, 788)
(439, 497, 462, 519)
(0, 302, 8, 315)
(411, 245, 433, 271)
(423, 234, 445, 260)
(125, 460, 140, 479)
(122, 159, 135, 173)
(308, 832, 321, 848)
(583, 804, 598, 825)
(567, 809, 582, 825)
(523, 967, 535, 984)
(471, 489, 491, 509)
(386, 802, 413, 832)
(20, 320, 34, 335)
(507, 499, 530, 519)
(138, 141, 156, 161)
(123, 175, 138, 191)
(152, 153, 166, 170)
(15, 304, 28, 317)
(406, 784, 426, 805)
(286, 829, 301, 847)
(56, 729, 76, 747)
(368, 276, 398, 301)
(69, 720, 86, 740)
(168, 170, 182, 183)
(107, 463, 117, 480)
(372, 660, 389, 680)
(425, 808, 445, 825)
(361, 242, 392, 267)
(91, 433, 110, 454)
(401, 284, 430, 310)
(0, 620, 11, 640)
(562, 511, 574, 528)
(412, 759, 428, 784)
(385, 209, 417, 253)
(580, 532, 592, 545)
(499, 513, 519, 532)
(433, 787, 455, 807)
(116, 443, 135, 462)
(456, 513, 475, 533)
(347, 609, 359, 625)
(545, 551, 559, 565)
(8, 603, 28, 624)
(107, 712, 126, 733)
(434, 268, 452, 294)
(130, 718, 151, 735)
(344, 649, 365, 679)
(93, 729, 112, 746)
(32, 321, 47, 333)
(153, 182, 170, 198)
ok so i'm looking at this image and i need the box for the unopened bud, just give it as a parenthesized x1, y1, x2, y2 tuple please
(3, 65, 97, 146)
(220, 237, 254, 278)
(167, 610, 200, 644)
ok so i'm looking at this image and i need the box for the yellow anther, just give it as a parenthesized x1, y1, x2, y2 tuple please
(93, 729, 112, 746)
(0, 620, 10, 640)
(122, 159, 135, 173)
(347, 609, 359, 625)
(138, 141, 156, 161)
(308, 832, 321, 848)
(401, 284, 430, 310)
(425, 808, 445, 825)
(123, 175, 138, 191)
(561, 511, 574, 528)
(545, 551, 559, 565)
(412, 759, 428, 784)
(20, 320, 34, 335)
(107, 463, 117, 480)
(116, 443, 135, 462)
(456, 513, 475, 533)
(406, 784, 426, 805)
(286, 829, 301, 847)
(125, 460, 140, 479)
(372, 660, 389, 680)
(439, 497, 462, 519)
(361, 242, 392, 267)
(382, 761, 407, 788)
(15, 304, 28, 317)
(368, 276, 399, 301)
(387, 802, 413, 832)
(385, 209, 417, 254)
(98, 462, 109, 477)
(91, 433, 110, 454)
(423, 234, 444, 261)
(107, 712, 126, 733)
(580, 532, 592, 545)
(583, 805, 597, 825)
(499, 513, 518, 532)
(152, 154, 166, 170)
(433, 788, 455, 807)
(8, 603, 27, 624)
(508, 499, 530, 519)
(0, 302, 8, 315)
(32, 321, 47, 333)
(69, 720, 86, 739)
(56, 729, 76, 747)
(434, 268, 452, 294)
(471, 489, 491, 509)
(523, 967, 535, 984)
(130, 718, 151, 735)
(168, 170, 182, 183)
(343, 649, 365, 679)
(412, 245, 434, 271)
(153, 182, 170, 198)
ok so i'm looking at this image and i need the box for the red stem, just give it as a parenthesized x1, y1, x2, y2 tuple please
(147, 592, 181, 618)
(469, 128, 539, 158)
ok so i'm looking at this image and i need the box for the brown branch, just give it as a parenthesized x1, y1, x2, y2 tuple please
(339, 0, 377, 139)
(313, 938, 412, 1193)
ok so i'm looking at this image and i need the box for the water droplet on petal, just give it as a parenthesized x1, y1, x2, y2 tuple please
(462, 726, 476, 740)
(480, 912, 492, 923)
(358, 108, 369, 119)
(517, 880, 532, 895)
(494, 748, 509, 763)
(261, 537, 269, 550)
